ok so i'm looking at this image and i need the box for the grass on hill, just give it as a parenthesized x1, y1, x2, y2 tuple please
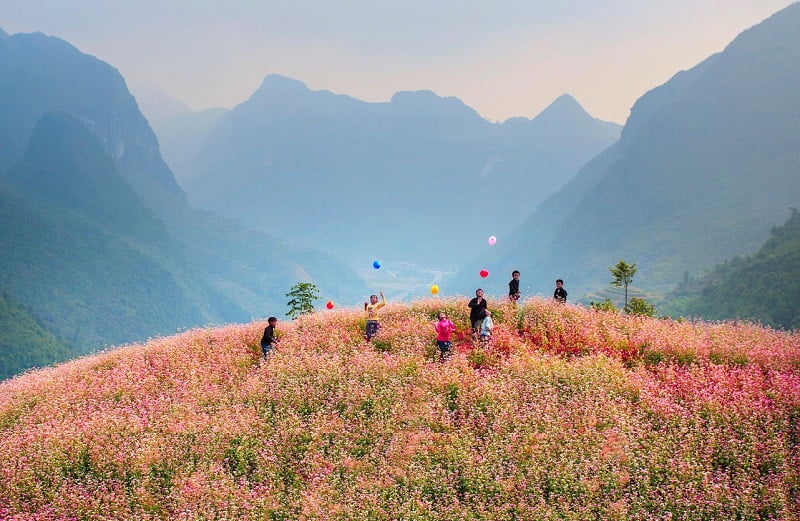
(1, 298, 799, 520)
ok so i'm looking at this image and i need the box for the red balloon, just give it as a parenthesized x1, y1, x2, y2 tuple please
(326, 301, 334, 309)
(479, 269, 489, 278)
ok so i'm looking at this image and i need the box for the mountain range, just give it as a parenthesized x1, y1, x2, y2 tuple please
(0, 31, 366, 378)
(1, 112, 244, 349)
(3, 3, 800, 379)
(132, 82, 194, 130)
(132, 83, 229, 182)
(457, 3, 800, 300)
(178, 75, 621, 264)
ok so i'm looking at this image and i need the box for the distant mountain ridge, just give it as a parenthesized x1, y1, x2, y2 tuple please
(182, 74, 621, 264)
(461, 3, 800, 300)
(0, 31, 368, 379)
(147, 107, 229, 185)
(0, 32, 184, 200)
(131, 82, 232, 182)
(132, 82, 193, 130)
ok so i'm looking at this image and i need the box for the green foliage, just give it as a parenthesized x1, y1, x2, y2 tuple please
(590, 298, 618, 313)
(642, 349, 665, 366)
(223, 435, 260, 481)
(610, 260, 637, 309)
(372, 340, 392, 353)
(0, 55, 367, 378)
(285, 282, 320, 319)
(625, 297, 656, 317)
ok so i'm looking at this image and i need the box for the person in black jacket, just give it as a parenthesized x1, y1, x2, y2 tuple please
(553, 279, 567, 304)
(260, 316, 279, 358)
(468, 289, 488, 338)
(508, 270, 521, 303)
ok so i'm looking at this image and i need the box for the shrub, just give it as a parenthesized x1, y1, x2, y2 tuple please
(590, 298, 618, 312)
(625, 297, 656, 317)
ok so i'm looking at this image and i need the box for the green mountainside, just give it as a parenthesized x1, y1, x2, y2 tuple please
(0, 289, 75, 381)
(1, 113, 246, 351)
(6, 111, 169, 245)
(663, 209, 800, 329)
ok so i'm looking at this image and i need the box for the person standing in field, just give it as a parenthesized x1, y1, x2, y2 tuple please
(554, 279, 568, 303)
(508, 270, 521, 303)
(364, 291, 387, 342)
(260, 316, 279, 358)
(468, 288, 488, 339)
(480, 310, 494, 345)
(434, 311, 457, 361)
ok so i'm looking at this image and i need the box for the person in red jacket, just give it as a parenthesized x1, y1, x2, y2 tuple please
(434, 311, 457, 361)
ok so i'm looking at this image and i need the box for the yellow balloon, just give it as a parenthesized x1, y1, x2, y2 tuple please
(430, 285, 439, 295)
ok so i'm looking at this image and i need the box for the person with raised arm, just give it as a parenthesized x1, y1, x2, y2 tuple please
(364, 291, 387, 342)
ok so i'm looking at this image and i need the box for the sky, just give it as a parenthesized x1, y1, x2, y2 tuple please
(0, 0, 795, 124)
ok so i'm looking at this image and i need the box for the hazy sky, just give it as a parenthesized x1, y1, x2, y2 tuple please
(0, 1, 794, 123)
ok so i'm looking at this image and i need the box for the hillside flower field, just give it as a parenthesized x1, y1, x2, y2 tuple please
(1, 298, 799, 520)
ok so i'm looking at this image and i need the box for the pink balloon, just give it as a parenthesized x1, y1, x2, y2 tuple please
(488, 236, 497, 246)
(479, 269, 489, 278)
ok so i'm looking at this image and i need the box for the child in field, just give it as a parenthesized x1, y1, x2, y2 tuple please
(364, 291, 387, 342)
(260, 316, 279, 358)
(468, 289, 488, 339)
(554, 279, 568, 304)
(480, 310, 493, 345)
(508, 270, 521, 303)
(434, 311, 457, 361)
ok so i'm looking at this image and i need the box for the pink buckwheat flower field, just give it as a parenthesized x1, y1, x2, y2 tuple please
(1, 298, 799, 520)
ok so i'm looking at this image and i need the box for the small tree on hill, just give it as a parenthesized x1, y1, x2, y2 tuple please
(609, 260, 637, 311)
(286, 282, 319, 319)
(590, 298, 618, 313)
(625, 297, 656, 317)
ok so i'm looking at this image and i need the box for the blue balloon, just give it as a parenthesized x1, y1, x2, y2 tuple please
(372, 260, 381, 269)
